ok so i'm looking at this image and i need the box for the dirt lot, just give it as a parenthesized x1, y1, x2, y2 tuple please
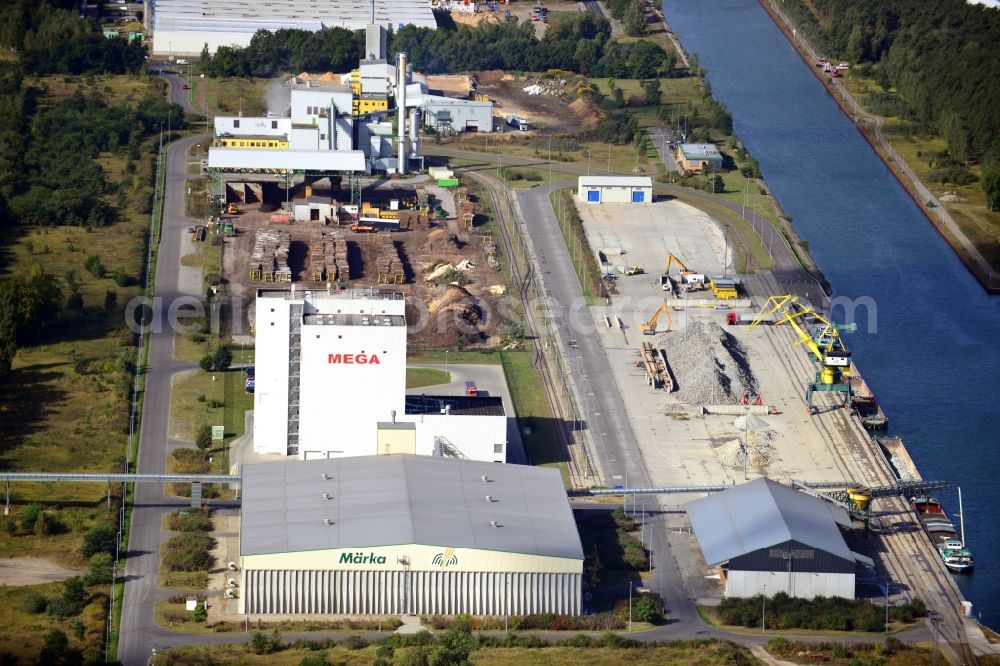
(474, 70, 588, 131)
(220, 179, 509, 348)
(446, 0, 585, 37)
(0, 558, 81, 586)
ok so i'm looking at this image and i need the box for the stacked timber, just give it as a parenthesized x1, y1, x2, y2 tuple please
(309, 230, 350, 282)
(376, 235, 405, 285)
(249, 228, 291, 282)
(458, 200, 475, 229)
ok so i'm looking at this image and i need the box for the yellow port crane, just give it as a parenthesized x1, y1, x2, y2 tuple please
(640, 303, 672, 335)
(749, 295, 852, 409)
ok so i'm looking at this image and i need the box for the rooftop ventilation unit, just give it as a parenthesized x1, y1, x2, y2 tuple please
(490, 520, 500, 528)
(481, 475, 490, 483)
(322, 493, 332, 500)
(321, 473, 329, 480)
(323, 518, 333, 526)
(227, 561, 238, 571)
(485, 495, 494, 503)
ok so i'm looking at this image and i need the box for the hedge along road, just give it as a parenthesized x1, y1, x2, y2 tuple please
(421, 144, 824, 300)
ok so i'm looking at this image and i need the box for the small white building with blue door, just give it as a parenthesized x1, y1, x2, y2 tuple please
(577, 176, 653, 204)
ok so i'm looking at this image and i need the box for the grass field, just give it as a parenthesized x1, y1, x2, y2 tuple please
(406, 350, 501, 365)
(499, 351, 567, 484)
(405, 367, 451, 389)
(195, 77, 268, 117)
(0, 580, 108, 661)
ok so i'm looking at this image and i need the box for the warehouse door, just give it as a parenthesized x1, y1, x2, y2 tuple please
(587, 190, 600, 202)
(465, 121, 479, 132)
(632, 191, 645, 203)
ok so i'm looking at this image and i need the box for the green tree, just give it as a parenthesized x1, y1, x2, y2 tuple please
(300, 655, 328, 666)
(613, 87, 625, 108)
(428, 626, 475, 666)
(199, 43, 211, 71)
(81, 522, 117, 559)
(622, 0, 646, 36)
(981, 167, 1000, 212)
(0, 285, 20, 373)
(711, 175, 725, 193)
(633, 595, 658, 623)
(641, 78, 661, 106)
(250, 631, 271, 655)
(191, 604, 208, 622)
(195, 424, 213, 451)
(87, 552, 114, 585)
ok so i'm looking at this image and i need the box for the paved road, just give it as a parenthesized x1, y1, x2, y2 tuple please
(118, 132, 210, 665)
(516, 182, 698, 629)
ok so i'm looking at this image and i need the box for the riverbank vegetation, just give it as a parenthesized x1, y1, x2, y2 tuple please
(773, 0, 1000, 271)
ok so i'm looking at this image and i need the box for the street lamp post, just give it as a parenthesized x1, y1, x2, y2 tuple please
(628, 581, 633, 633)
(586, 150, 591, 176)
(762, 585, 766, 635)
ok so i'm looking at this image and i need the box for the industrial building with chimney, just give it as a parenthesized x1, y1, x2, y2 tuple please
(206, 24, 493, 189)
(253, 288, 508, 463)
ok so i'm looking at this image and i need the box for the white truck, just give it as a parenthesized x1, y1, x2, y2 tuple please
(506, 115, 528, 131)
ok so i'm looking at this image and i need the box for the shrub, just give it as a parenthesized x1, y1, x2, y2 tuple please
(19, 592, 49, 614)
(87, 552, 114, 585)
(191, 605, 208, 622)
(195, 424, 213, 451)
(344, 635, 367, 650)
(167, 509, 213, 532)
(19, 502, 43, 533)
(81, 522, 117, 558)
(300, 655, 328, 666)
(162, 532, 214, 572)
(84, 255, 106, 279)
(633, 596, 658, 623)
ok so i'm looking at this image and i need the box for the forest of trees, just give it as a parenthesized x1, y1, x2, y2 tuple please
(0, 0, 146, 75)
(202, 14, 675, 81)
(778, 0, 1000, 205)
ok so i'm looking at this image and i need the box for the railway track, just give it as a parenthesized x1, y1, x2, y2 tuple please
(463, 171, 586, 483)
(761, 318, 977, 664)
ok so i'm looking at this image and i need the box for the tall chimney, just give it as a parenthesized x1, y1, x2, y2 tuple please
(409, 107, 420, 158)
(396, 51, 408, 175)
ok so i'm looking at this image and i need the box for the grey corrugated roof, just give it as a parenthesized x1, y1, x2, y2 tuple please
(685, 478, 854, 566)
(241, 456, 582, 560)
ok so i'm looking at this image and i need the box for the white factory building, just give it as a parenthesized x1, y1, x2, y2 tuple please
(238, 455, 584, 616)
(577, 176, 653, 204)
(686, 479, 874, 599)
(253, 288, 508, 463)
(151, 0, 437, 56)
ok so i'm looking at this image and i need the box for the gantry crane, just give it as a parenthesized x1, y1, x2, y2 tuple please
(640, 303, 672, 335)
(749, 295, 852, 409)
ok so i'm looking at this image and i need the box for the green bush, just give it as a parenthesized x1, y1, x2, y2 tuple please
(162, 532, 214, 572)
(19, 592, 49, 614)
(19, 502, 43, 533)
(81, 522, 117, 559)
(87, 552, 114, 585)
(167, 509, 213, 532)
(84, 255, 106, 279)
(195, 424, 213, 451)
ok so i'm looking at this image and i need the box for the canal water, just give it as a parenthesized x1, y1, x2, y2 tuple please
(662, 0, 1000, 624)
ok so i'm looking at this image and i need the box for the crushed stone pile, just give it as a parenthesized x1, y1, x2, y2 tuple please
(662, 321, 757, 404)
(718, 430, 776, 468)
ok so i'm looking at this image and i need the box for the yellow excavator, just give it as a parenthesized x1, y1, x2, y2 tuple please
(640, 303, 672, 335)
(663, 252, 706, 290)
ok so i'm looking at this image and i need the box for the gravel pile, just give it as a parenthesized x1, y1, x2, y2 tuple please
(718, 430, 776, 468)
(663, 322, 758, 404)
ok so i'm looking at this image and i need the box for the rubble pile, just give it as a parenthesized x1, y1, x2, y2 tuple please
(661, 322, 757, 404)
